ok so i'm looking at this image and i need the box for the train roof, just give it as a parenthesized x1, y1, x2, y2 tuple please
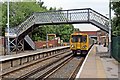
(71, 32, 88, 36)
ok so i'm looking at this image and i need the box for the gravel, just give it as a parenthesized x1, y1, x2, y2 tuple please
(3, 51, 71, 79)
(48, 56, 83, 78)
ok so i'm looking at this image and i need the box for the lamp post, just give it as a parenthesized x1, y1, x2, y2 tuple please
(7, 0, 10, 54)
(109, 0, 112, 57)
(46, 26, 48, 48)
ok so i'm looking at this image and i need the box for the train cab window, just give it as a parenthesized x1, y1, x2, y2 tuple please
(71, 35, 81, 42)
(71, 36, 78, 42)
(81, 35, 87, 42)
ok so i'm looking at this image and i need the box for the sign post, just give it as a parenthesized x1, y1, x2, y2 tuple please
(109, 0, 112, 57)
(7, 0, 10, 54)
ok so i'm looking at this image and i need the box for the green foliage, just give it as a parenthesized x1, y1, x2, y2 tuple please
(31, 26, 47, 41)
(1, 1, 74, 42)
(111, 1, 120, 36)
(1, 1, 47, 36)
(31, 24, 74, 42)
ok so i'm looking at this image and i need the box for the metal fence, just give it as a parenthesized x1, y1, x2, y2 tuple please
(111, 36, 120, 62)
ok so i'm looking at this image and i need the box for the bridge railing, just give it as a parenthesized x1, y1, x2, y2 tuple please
(89, 9, 109, 27)
(24, 35, 36, 50)
(16, 14, 36, 36)
(35, 8, 90, 24)
(14, 8, 109, 37)
(34, 8, 109, 27)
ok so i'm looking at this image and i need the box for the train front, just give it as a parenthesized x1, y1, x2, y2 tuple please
(70, 33, 89, 55)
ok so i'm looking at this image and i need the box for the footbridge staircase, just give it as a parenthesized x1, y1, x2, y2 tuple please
(5, 8, 109, 53)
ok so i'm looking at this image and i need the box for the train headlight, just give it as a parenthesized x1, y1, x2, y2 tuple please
(82, 45, 87, 49)
(71, 44, 74, 48)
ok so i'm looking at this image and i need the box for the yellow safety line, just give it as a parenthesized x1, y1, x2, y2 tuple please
(96, 52, 107, 79)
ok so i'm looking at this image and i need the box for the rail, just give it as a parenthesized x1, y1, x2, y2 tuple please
(0, 46, 70, 77)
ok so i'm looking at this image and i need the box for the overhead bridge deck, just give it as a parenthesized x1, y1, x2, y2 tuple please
(15, 8, 109, 37)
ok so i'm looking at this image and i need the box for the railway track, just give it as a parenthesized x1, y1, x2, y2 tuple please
(2, 50, 85, 80)
(43, 56, 84, 80)
(17, 52, 72, 80)
(23, 54, 84, 80)
(18, 55, 84, 80)
(29, 53, 73, 80)
(2, 50, 71, 79)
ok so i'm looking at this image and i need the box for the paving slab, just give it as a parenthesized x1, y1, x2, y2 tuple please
(77, 45, 119, 79)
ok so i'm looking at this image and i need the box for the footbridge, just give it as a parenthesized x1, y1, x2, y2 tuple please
(5, 8, 109, 53)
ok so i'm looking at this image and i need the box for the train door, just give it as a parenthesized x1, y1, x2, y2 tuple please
(81, 35, 87, 54)
(76, 35, 82, 54)
(77, 36, 81, 49)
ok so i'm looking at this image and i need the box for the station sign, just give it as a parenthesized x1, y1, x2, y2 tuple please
(5, 33, 17, 37)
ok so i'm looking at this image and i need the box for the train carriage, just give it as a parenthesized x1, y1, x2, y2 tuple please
(70, 32, 94, 55)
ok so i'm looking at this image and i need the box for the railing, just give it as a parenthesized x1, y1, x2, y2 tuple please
(89, 9, 109, 27)
(24, 35, 35, 50)
(35, 8, 90, 23)
(34, 8, 109, 31)
(16, 14, 36, 36)
(9, 8, 109, 37)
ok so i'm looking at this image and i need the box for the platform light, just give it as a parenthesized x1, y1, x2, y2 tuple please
(109, 0, 112, 57)
(7, 0, 10, 54)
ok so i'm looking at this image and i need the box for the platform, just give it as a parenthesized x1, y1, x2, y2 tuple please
(0, 46, 69, 62)
(76, 45, 119, 79)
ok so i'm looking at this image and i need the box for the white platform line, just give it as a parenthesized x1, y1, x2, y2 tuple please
(75, 45, 94, 78)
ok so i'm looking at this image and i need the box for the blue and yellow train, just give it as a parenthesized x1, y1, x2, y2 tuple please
(70, 32, 94, 55)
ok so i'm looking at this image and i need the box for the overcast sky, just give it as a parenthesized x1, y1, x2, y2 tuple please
(41, 0, 110, 31)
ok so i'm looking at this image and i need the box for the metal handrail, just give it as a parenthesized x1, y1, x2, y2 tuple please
(24, 35, 35, 49)
(10, 8, 109, 37)
(16, 14, 36, 35)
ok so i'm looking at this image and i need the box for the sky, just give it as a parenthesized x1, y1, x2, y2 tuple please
(41, 0, 111, 31)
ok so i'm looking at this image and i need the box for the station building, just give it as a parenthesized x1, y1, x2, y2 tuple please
(80, 30, 109, 47)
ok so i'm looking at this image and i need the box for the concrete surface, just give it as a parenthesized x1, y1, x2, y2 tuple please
(0, 46, 69, 62)
(77, 45, 119, 79)
(96, 44, 108, 52)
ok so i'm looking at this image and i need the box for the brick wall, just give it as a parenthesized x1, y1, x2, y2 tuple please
(0, 37, 4, 55)
(34, 40, 58, 49)
(0, 37, 4, 45)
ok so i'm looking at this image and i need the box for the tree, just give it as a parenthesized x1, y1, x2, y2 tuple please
(1, 1, 75, 42)
(1, 1, 47, 36)
(31, 6, 74, 42)
(111, 1, 120, 36)
(31, 24, 74, 42)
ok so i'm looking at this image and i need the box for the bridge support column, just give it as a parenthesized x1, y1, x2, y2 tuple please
(17, 39, 24, 52)
(5, 37, 17, 54)
(5, 37, 24, 54)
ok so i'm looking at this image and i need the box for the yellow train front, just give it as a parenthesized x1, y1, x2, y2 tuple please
(70, 32, 93, 55)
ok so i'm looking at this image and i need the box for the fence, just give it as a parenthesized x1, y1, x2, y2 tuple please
(111, 36, 120, 62)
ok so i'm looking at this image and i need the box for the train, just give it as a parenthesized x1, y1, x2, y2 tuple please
(70, 32, 94, 55)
